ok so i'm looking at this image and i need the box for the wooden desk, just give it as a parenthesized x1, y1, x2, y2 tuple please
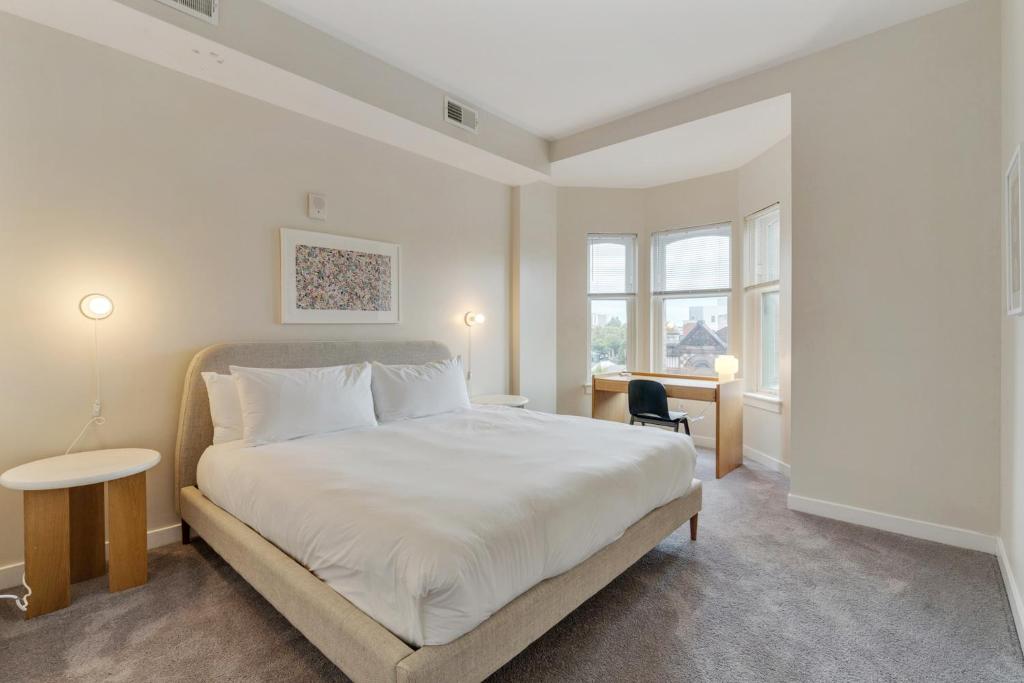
(592, 372, 743, 478)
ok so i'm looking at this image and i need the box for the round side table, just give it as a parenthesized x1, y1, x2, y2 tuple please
(472, 394, 530, 408)
(1, 448, 160, 619)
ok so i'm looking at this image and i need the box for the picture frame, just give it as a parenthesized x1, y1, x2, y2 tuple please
(280, 227, 400, 324)
(1007, 144, 1023, 316)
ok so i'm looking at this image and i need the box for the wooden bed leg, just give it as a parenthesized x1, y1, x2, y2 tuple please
(181, 520, 191, 545)
(689, 513, 698, 541)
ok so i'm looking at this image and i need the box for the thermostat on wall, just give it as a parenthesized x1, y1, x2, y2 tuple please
(307, 193, 326, 221)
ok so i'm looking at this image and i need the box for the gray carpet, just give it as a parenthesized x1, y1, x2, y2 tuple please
(2, 450, 1021, 682)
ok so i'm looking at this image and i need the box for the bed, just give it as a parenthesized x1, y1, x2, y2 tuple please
(175, 340, 703, 683)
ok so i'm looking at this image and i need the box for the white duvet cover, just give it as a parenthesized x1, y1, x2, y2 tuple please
(197, 406, 697, 646)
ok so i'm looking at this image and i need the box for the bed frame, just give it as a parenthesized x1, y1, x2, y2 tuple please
(174, 340, 702, 683)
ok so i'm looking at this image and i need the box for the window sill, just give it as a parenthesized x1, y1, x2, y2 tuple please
(743, 392, 782, 413)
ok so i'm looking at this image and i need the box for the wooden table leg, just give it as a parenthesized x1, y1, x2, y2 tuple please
(715, 380, 744, 478)
(107, 472, 147, 592)
(69, 483, 105, 583)
(23, 488, 70, 618)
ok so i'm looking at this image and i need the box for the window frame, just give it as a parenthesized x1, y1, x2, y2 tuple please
(586, 233, 638, 382)
(650, 222, 733, 376)
(744, 204, 781, 395)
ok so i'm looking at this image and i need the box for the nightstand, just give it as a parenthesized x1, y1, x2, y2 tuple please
(472, 394, 530, 408)
(0, 448, 160, 618)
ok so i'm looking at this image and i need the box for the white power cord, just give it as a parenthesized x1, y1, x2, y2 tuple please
(0, 574, 31, 612)
(65, 318, 106, 455)
(64, 416, 107, 455)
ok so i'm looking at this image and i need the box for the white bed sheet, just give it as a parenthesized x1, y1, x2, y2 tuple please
(196, 406, 697, 647)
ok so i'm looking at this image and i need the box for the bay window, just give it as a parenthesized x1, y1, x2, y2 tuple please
(587, 234, 637, 378)
(744, 205, 781, 394)
(651, 223, 731, 376)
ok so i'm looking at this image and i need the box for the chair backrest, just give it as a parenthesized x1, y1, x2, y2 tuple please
(628, 379, 670, 419)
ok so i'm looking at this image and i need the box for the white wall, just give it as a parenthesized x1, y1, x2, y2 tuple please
(512, 183, 558, 412)
(555, 137, 792, 465)
(556, 0, 1002, 535)
(0, 14, 511, 571)
(1000, 0, 1024, 635)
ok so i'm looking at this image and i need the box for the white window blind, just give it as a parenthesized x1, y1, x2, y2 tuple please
(588, 234, 636, 295)
(745, 205, 780, 287)
(652, 224, 731, 296)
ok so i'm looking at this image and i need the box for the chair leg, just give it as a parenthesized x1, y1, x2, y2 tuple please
(674, 422, 679, 432)
(629, 416, 635, 426)
(690, 513, 698, 541)
(682, 418, 690, 435)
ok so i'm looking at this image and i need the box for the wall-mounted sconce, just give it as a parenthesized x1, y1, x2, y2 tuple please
(464, 311, 485, 382)
(68, 293, 115, 454)
(79, 293, 114, 320)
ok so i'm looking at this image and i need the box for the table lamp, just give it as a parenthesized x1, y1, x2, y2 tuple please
(715, 355, 738, 382)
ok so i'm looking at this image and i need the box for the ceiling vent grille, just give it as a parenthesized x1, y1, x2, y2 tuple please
(154, 0, 219, 25)
(444, 96, 479, 133)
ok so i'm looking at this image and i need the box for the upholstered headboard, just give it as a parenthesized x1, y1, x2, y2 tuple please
(173, 340, 452, 510)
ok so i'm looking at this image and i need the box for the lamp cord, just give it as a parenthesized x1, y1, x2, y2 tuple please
(93, 318, 100, 404)
(466, 326, 473, 382)
(64, 318, 105, 455)
(0, 574, 31, 612)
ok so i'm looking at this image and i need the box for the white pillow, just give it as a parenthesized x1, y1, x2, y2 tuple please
(201, 372, 244, 444)
(230, 363, 377, 446)
(371, 357, 470, 422)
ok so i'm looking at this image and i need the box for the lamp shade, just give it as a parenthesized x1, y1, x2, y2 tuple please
(714, 354, 738, 381)
(79, 294, 114, 320)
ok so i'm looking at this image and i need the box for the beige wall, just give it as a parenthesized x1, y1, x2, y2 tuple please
(0, 15, 512, 570)
(511, 183, 558, 412)
(555, 138, 791, 465)
(556, 188, 645, 416)
(558, 0, 1003, 534)
(1001, 0, 1024, 616)
(737, 137, 792, 465)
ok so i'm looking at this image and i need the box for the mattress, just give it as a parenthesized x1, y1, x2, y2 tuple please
(196, 406, 697, 647)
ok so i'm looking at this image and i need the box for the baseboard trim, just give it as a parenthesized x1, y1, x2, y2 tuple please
(743, 445, 790, 477)
(997, 537, 1024, 654)
(691, 435, 715, 449)
(787, 493, 997, 554)
(0, 522, 182, 590)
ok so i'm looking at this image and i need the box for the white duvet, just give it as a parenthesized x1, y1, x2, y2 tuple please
(197, 406, 697, 646)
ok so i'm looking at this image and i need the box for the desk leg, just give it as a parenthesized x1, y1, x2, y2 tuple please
(108, 473, 147, 592)
(69, 483, 105, 583)
(23, 488, 70, 619)
(715, 381, 744, 478)
(592, 389, 626, 422)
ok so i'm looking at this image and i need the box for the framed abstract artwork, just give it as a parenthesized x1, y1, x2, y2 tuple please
(1008, 144, 1023, 316)
(280, 228, 399, 324)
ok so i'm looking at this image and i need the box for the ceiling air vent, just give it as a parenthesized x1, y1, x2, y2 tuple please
(445, 96, 479, 134)
(154, 0, 219, 25)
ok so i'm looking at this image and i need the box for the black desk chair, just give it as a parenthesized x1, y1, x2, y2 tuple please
(627, 379, 690, 434)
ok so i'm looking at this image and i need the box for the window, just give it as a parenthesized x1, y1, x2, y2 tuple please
(745, 205, 781, 394)
(651, 224, 731, 376)
(587, 234, 636, 378)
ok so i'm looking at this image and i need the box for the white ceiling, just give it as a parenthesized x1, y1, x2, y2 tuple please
(551, 95, 790, 188)
(261, 0, 965, 140)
